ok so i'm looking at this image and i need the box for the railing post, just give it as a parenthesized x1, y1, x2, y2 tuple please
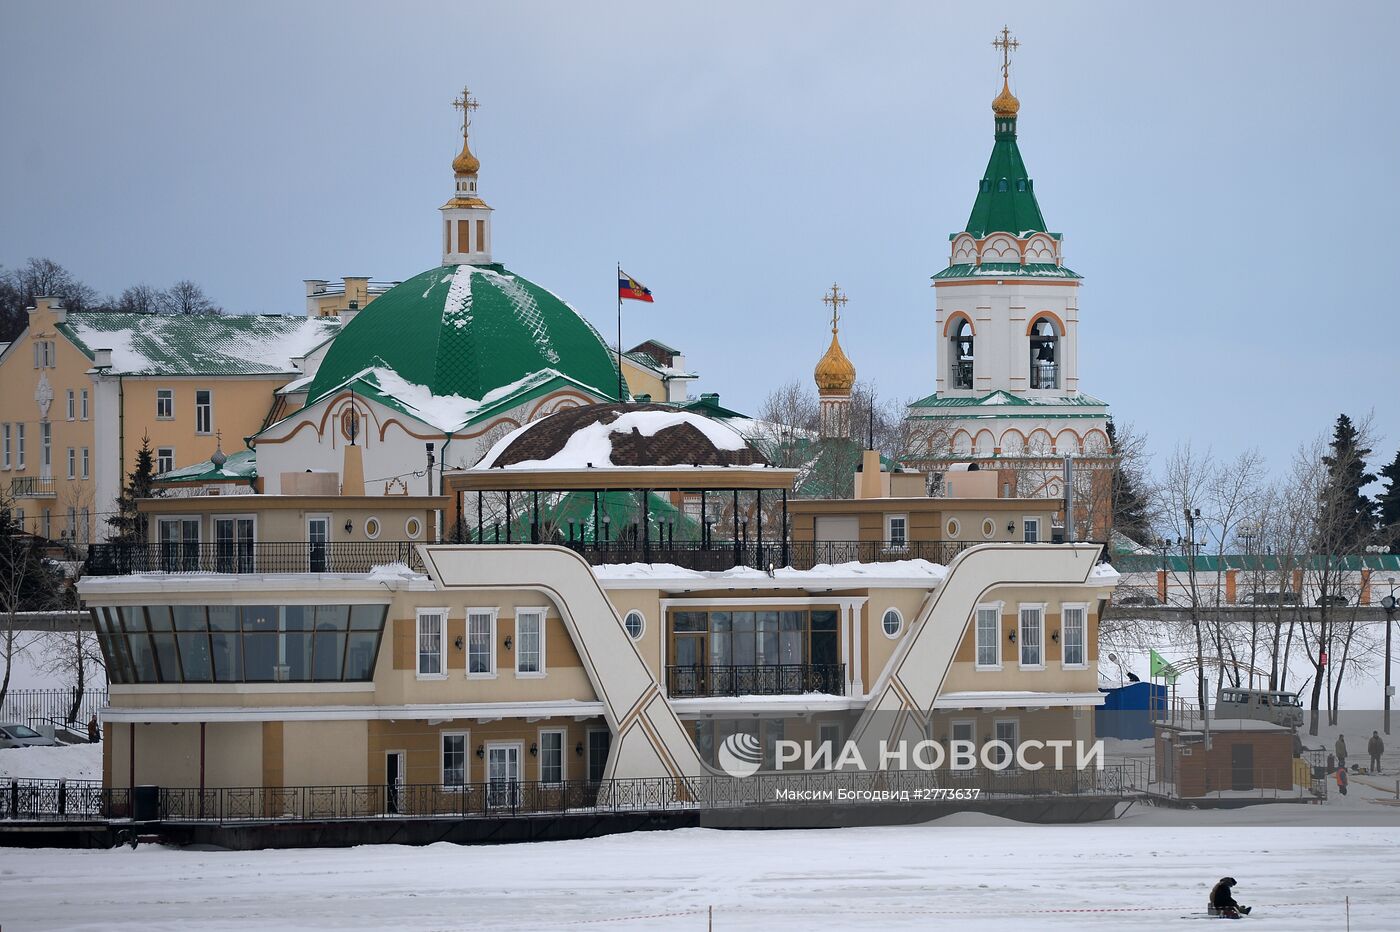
(58, 779, 66, 816)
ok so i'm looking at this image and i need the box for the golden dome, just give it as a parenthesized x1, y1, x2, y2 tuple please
(992, 78, 1020, 117)
(452, 137, 480, 175)
(814, 330, 856, 394)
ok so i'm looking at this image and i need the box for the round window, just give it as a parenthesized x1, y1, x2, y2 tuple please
(882, 608, 903, 638)
(364, 516, 381, 540)
(945, 518, 961, 539)
(623, 610, 645, 640)
(982, 518, 996, 539)
(404, 516, 423, 540)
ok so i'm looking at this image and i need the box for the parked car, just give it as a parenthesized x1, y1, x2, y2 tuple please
(1240, 591, 1301, 605)
(1116, 594, 1159, 606)
(1216, 687, 1305, 729)
(1315, 594, 1349, 607)
(0, 722, 60, 749)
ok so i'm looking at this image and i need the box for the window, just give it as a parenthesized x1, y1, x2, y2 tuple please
(1061, 605, 1087, 668)
(881, 608, 903, 639)
(405, 516, 423, 539)
(16, 423, 24, 469)
(416, 609, 446, 677)
(157, 447, 175, 474)
(515, 608, 545, 675)
(80, 390, 88, 420)
(623, 610, 645, 640)
(213, 516, 255, 573)
(981, 518, 996, 539)
(364, 516, 381, 539)
(41, 509, 51, 538)
(975, 605, 1001, 669)
(2, 424, 9, 469)
(945, 518, 960, 539)
(467, 609, 496, 676)
(1018, 605, 1044, 669)
(885, 514, 908, 551)
(156, 389, 173, 419)
(951, 318, 974, 389)
(66, 390, 75, 420)
(992, 719, 1019, 770)
(1029, 317, 1059, 389)
(81, 447, 89, 479)
(997, 178, 1008, 192)
(195, 389, 212, 434)
(441, 732, 468, 788)
(1023, 518, 1039, 544)
(587, 729, 611, 783)
(32, 340, 55, 368)
(539, 729, 565, 785)
(40, 422, 51, 473)
(66, 448, 75, 480)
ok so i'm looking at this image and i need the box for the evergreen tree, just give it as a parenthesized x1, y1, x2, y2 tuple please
(1376, 449, 1400, 554)
(1319, 414, 1377, 552)
(1106, 418, 1152, 543)
(106, 435, 157, 545)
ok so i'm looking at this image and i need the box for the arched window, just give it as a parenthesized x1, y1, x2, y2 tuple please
(1029, 317, 1060, 389)
(997, 178, 1009, 192)
(951, 318, 974, 389)
(1016, 179, 1027, 192)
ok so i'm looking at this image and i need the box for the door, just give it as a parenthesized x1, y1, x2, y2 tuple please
(671, 634, 705, 697)
(158, 518, 200, 571)
(587, 729, 611, 784)
(487, 744, 521, 808)
(307, 515, 330, 572)
(214, 517, 255, 572)
(385, 751, 405, 814)
(1230, 743, 1254, 791)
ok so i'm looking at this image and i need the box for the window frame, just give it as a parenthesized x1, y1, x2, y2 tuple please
(66, 447, 76, 480)
(466, 607, 498, 678)
(415, 608, 448, 679)
(880, 607, 903, 640)
(194, 388, 213, 435)
(1060, 602, 1089, 670)
(80, 389, 89, 421)
(1, 423, 9, 469)
(81, 447, 89, 480)
(1022, 517, 1040, 544)
(16, 423, 24, 469)
(514, 607, 547, 677)
(623, 609, 645, 640)
(992, 718, 1020, 772)
(66, 390, 75, 421)
(156, 447, 175, 475)
(537, 727, 566, 786)
(440, 729, 470, 790)
(884, 513, 908, 552)
(156, 388, 174, 420)
(974, 602, 1003, 671)
(1017, 603, 1045, 670)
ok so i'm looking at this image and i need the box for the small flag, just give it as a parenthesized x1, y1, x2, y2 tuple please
(618, 272, 654, 303)
(1149, 649, 1179, 683)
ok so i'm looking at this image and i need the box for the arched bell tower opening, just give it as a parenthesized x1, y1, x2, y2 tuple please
(951, 318, 975, 389)
(1029, 316, 1059, 390)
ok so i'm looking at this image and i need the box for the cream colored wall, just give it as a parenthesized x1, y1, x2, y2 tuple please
(283, 720, 369, 786)
(863, 588, 931, 687)
(942, 583, 1102, 694)
(606, 589, 665, 678)
(105, 721, 262, 788)
(621, 359, 664, 401)
(368, 715, 602, 787)
(141, 504, 438, 545)
(119, 375, 285, 476)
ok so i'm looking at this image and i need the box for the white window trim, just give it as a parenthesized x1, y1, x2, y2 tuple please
(156, 388, 174, 420)
(537, 727, 567, 785)
(156, 447, 176, 474)
(623, 609, 646, 640)
(1017, 603, 1046, 671)
(416, 607, 449, 680)
(195, 388, 214, 435)
(466, 607, 499, 679)
(1022, 516, 1040, 544)
(880, 607, 904, 640)
(364, 515, 382, 540)
(974, 601, 1004, 671)
(81, 447, 89, 480)
(66, 447, 75, 480)
(2, 423, 9, 470)
(884, 513, 909, 551)
(66, 390, 75, 421)
(15, 423, 24, 469)
(405, 515, 424, 540)
(440, 729, 470, 789)
(485, 741, 524, 806)
(514, 607, 548, 677)
(80, 389, 89, 421)
(1059, 602, 1089, 670)
(993, 718, 1020, 774)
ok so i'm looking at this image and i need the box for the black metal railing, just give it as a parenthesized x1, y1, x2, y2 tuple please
(788, 540, 968, 568)
(9, 476, 56, 498)
(1030, 361, 1060, 390)
(1, 780, 129, 820)
(0, 688, 108, 727)
(666, 663, 846, 698)
(953, 360, 974, 389)
(83, 541, 426, 576)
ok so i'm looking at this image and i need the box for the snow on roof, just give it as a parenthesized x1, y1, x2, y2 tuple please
(1090, 563, 1121, 580)
(477, 409, 750, 470)
(60, 312, 340, 376)
(592, 558, 948, 585)
(352, 366, 567, 433)
(156, 448, 257, 482)
(366, 562, 429, 582)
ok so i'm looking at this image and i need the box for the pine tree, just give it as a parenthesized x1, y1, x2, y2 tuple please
(1376, 449, 1400, 554)
(1106, 418, 1152, 543)
(1319, 414, 1377, 552)
(106, 434, 157, 545)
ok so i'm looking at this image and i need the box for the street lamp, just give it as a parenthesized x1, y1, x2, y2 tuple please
(1383, 578, 1396, 736)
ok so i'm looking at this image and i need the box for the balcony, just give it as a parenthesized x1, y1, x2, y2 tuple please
(665, 663, 846, 698)
(10, 476, 56, 498)
(84, 541, 425, 576)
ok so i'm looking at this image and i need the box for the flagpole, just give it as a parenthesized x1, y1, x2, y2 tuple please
(616, 261, 624, 400)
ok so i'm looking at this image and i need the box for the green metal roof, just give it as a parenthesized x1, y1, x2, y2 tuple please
(674, 394, 750, 421)
(470, 489, 701, 544)
(305, 264, 621, 410)
(907, 389, 1108, 410)
(154, 448, 257, 483)
(57, 312, 340, 376)
(964, 115, 1051, 238)
(1113, 553, 1400, 574)
(932, 262, 1080, 281)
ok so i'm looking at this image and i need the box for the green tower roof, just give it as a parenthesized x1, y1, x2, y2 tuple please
(305, 264, 620, 413)
(963, 114, 1049, 238)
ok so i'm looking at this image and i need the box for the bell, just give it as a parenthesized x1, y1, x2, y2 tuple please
(1037, 341, 1055, 362)
(958, 339, 973, 358)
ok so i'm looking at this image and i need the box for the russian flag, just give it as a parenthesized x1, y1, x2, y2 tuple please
(618, 272, 654, 303)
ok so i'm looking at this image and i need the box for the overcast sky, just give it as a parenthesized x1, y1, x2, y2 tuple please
(3, 1, 1397, 476)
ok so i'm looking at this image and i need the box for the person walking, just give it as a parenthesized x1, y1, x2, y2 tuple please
(1368, 731, 1384, 774)
(1335, 734, 1348, 769)
(87, 714, 100, 744)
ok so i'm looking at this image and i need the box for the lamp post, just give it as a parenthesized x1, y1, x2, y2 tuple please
(1383, 578, 1396, 736)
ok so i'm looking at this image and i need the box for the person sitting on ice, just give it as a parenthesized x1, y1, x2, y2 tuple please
(1208, 877, 1251, 918)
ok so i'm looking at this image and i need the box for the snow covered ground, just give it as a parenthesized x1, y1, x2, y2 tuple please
(1, 804, 1399, 931)
(0, 741, 101, 781)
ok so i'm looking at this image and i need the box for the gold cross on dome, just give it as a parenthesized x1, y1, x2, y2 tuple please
(992, 26, 1020, 81)
(452, 86, 479, 137)
(822, 283, 848, 331)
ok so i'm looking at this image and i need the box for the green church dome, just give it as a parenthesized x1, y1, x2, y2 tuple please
(305, 264, 621, 411)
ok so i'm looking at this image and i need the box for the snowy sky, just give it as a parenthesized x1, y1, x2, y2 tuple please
(2, 1, 1397, 475)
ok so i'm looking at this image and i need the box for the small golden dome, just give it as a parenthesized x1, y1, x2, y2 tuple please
(452, 137, 480, 175)
(992, 78, 1020, 117)
(814, 330, 856, 393)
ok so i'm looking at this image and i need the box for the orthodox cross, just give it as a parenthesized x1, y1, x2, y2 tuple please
(822, 283, 848, 332)
(452, 86, 479, 137)
(992, 26, 1019, 81)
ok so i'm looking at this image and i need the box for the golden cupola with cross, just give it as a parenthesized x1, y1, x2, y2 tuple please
(441, 85, 494, 266)
(814, 283, 856, 439)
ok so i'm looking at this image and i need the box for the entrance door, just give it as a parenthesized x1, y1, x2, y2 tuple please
(487, 744, 521, 808)
(385, 751, 405, 814)
(307, 515, 330, 572)
(1230, 743, 1254, 791)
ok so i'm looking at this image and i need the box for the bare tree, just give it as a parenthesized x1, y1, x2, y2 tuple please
(159, 280, 221, 315)
(115, 283, 166, 314)
(0, 490, 69, 707)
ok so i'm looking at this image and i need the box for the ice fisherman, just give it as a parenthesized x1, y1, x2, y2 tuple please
(1208, 877, 1251, 918)
(1335, 734, 1348, 768)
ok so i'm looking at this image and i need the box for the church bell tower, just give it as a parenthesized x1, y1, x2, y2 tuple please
(441, 86, 493, 266)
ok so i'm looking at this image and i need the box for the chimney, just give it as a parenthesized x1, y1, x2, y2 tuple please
(92, 348, 113, 369)
(341, 441, 365, 496)
(855, 449, 887, 499)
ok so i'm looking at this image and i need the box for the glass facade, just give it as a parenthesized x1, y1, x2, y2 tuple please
(94, 604, 388, 684)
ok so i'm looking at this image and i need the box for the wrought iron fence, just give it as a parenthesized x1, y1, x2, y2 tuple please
(666, 663, 846, 698)
(0, 780, 129, 820)
(84, 541, 426, 576)
(0, 688, 108, 727)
